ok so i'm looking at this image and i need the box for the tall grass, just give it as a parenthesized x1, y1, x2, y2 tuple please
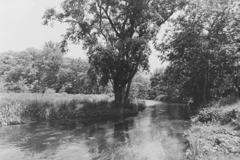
(0, 93, 108, 126)
(0, 93, 145, 126)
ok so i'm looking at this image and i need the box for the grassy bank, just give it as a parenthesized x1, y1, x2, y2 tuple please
(0, 93, 145, 126)
(185, 98, 240, 160)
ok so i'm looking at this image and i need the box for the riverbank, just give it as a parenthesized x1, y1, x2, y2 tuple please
(185, 99, 240, 160)
(0, 93, 146, 126)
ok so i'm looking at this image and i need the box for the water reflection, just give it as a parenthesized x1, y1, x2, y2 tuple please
(113, 119, 133, 142)
(0, 101, 190, 160)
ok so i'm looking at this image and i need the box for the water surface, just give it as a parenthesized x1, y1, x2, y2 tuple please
(0, 101, 190, 160)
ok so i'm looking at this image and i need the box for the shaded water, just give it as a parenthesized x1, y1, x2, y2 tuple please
(0, 101, 190, 160)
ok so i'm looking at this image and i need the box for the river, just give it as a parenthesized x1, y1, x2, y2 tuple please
(0, 101, 190, 160)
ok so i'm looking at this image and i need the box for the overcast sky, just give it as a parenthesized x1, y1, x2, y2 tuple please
(0, 0, 164, 72)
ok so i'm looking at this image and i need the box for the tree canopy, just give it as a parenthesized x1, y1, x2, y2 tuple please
(0, 42, 102, 94)
(43, 0, 187, 106)
(155, 0, 240, 105)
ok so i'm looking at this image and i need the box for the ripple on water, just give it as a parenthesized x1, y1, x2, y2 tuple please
(0, 102, 190, 160)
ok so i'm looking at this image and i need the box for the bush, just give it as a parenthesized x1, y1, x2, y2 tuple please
(195, 98, 240, 124)
(185, 99, 240, 160)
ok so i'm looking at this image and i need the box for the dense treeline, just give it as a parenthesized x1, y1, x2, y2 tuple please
(0, 42, 102, 94)
(150, 0, 240, 105)
(0, 42, 149, 98)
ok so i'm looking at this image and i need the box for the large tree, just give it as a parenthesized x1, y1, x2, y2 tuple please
(43, 0, 186, 106)
(158, 0, 240, 104)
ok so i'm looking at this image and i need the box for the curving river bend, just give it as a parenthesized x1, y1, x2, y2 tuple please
(0, 101, 190, 160)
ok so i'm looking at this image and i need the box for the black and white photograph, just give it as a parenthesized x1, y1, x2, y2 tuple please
(0, 0, 240, 159)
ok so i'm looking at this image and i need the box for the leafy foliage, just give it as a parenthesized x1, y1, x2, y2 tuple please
(130, 73, 150, 99)
(43, 0, 187, 105)
(155, 0, 240, 104)
(0, 42, 103, 94)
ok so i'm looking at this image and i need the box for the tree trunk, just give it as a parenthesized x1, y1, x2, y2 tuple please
(202, 75, 207, 104)
(55, 87, 61, 93)
(124, 80, 132, 104)
(202, 60, 209, 104)
(113, 81, 133, 110)
(114, 86, 126, 106)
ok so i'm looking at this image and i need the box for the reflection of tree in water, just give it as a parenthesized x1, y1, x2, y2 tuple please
(85, 119, 134, 159)
(86, 104, 189, 160)
(113, 119, 134, 143)
(0, 119, 134, 159)
(85, 123, 110, 155)
(0, 103, 191, 160)
(149, 104, 190, 159)
(167, 104, 190, 120)
(150, 103, 190, 121)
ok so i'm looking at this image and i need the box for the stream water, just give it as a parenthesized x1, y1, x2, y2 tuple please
(0, 101, 190, 160)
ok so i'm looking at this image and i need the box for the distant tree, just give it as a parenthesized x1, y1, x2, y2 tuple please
(0, 46, 105, 94)
(149, 68, 166, 98)
(33, 42, 64, 92)
(55, 58, 105, 94)
(0, 42, 63, 93)
(0, 50, 40, 92)
(149, 67, 183, 101)
(130, 73, 150, 99)
(43, 0, 187, 106)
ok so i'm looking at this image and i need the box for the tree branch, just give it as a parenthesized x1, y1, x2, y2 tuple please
(96, 0, 108, 42)
(101, 5, 120, 37)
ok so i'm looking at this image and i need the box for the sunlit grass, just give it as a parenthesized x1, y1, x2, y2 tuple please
(0, 93, 111, 104)
(0, 93, 111, 126)
(0, 93, 146, 126)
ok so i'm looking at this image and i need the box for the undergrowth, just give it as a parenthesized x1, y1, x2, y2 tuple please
(185, 97, 240, 160)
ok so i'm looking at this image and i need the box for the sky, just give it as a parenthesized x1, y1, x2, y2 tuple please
(0, 0, 164, 72)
